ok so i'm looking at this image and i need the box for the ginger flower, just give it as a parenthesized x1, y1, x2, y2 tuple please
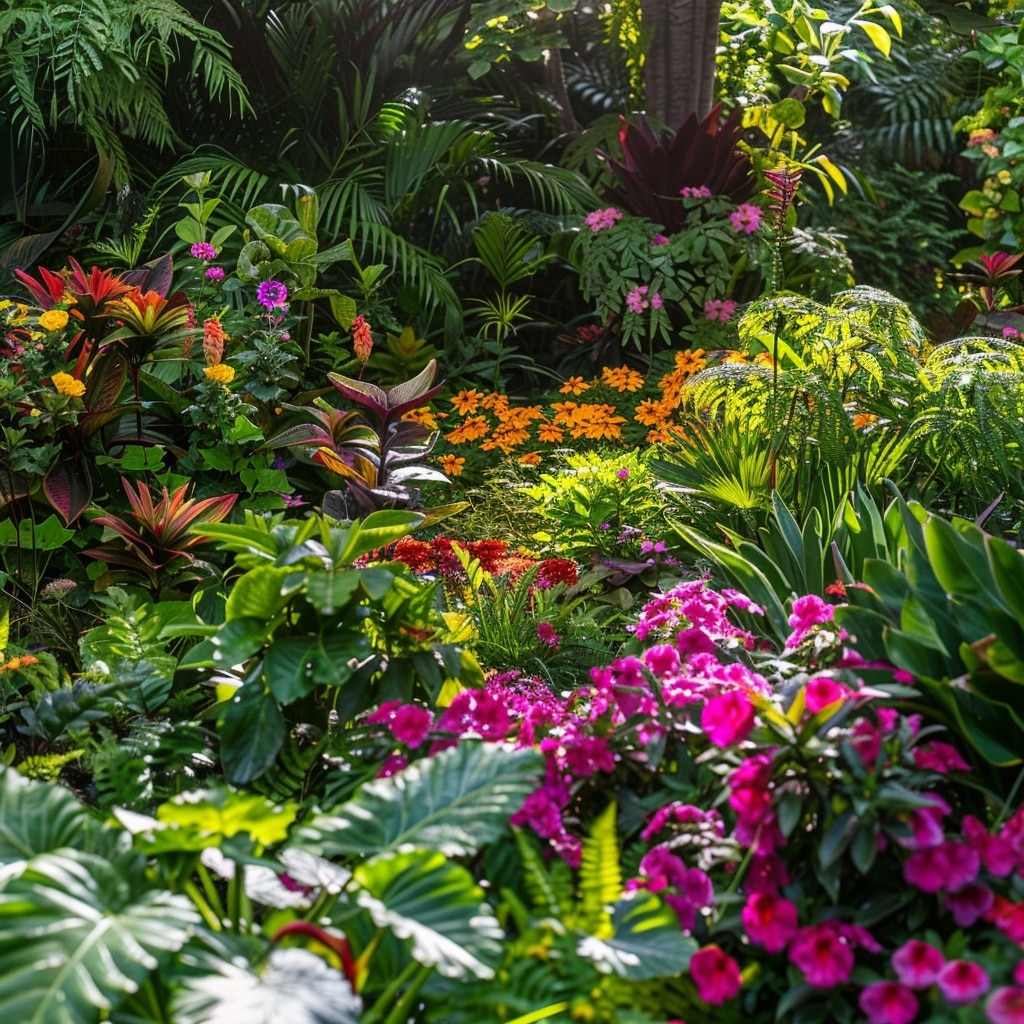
(559, 376, 590, 396)
(204, 363, 236, 384)
(351, 314, 373, 364)
(203, 317, 228, 365)
(51, 371, 86, 397)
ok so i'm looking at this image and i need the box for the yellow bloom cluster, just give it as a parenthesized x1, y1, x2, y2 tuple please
(38, 309, 70, 332)
(51, 371, 86, 397)
(204, 363, 235, 384)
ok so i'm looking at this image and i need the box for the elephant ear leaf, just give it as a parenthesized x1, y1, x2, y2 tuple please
(172, 942, 361, 1024)
(0, 849, 199, 1024)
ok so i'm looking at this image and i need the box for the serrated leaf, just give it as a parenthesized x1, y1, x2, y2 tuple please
(299, 743, 541, 858)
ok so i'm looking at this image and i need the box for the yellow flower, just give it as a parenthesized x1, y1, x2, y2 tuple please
(51, 371, 86, 397)
(403, 405, 439, 430)
(204, 363, 236, 384)
(559, 376, 591, 396)
(438, 454, 465, 477)
(38, 309, 70, 332)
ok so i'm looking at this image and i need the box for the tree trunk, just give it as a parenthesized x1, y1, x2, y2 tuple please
(640, 0, 723, 129)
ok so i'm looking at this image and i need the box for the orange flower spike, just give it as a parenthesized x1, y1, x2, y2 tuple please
(203, 317, 228, 365)
(351, 315, 373, 364)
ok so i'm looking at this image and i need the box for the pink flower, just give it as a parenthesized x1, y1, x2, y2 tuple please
(690, 945, 742, 1004)
(988, 988, 1024, 1024)
(859, 982, 919, 1024)
(537, 622, 561, 649)
(190, 241, 216, 260)
(651, 292, 664, 309)
(742, 891, 799, 953)
(205, 266, 225, 281)
(788, 923, 855, 989)
(626, 286, 650, 313)
(904, 840, 979, 894)
(704, 298, 737, 322)
(891, 939, 945, 989)
(937, 960, 990, 1005)
(680, 185, 713, 198)
(1016, 962, 1024, 986)
(391, 704, 432, 748)
(962, 815, 1018, 876)
(913, 741, 971, 773)
(729, 203, 763, 233)
(702, 689, 756, 747)
(584, 207, 624, 231)
(651, 234, 670, 245)
(805, 676, 852, 713)
(376, 753, 407, 777)
(437, 689, 511, 741)
(945, 883, 994, 927)
(786, 594, 834, 648)
(743, 852, 790, 893)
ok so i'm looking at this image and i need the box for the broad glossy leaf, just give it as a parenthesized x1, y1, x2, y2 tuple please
(172, 945, 360, 1024)
(354, 849, 503, 979)
(336, 509, 425, 564)
(299, 743, 541, 858)
(0, 850, 198, 1024)
(156, 789, 296, 846)
(225, 566, 297, 621)
(219, 684, 287, 784)
(0, 768, 88, 863)
(577, 893, 696, 979)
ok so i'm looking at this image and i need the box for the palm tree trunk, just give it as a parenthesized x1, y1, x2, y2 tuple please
(640, 0, 723, 128)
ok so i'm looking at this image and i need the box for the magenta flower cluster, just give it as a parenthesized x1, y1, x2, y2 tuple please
(625, 285, 664, 314)
(729, 203, 763, 234)
(584, 207, 624, 232)
(704, 297, 737, 322)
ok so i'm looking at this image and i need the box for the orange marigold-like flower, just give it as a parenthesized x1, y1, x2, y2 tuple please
(451, 389, 484, 416)
(51, 371, 86, 397)
(646, 427, 672, 443)
(444, 416, 490, 444)
(753, 351, 775, 367)
(601, 364, 646, 392)
(674, 348, 707, 375)
(634, 398, 672, 427)
(438, 454, 466, 476)
(559, 376, 590, 396)
(550, 401, 580, 426)
(203, 317, 228, 365)
(722, 351, 748, 364)
(497, 404, 544, 428)
(566, 403, 626, 441)
(403, 405, 439, 430)
(537, 421, 564, 443)
(517, 452, 542, 466)
(481, 425, 530, 453)
(852, 412, 878, 430)
(0, 654, 39, 673)
(481, 393, 511, 418)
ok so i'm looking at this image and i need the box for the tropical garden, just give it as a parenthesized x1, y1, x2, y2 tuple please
(3, 0, 1024, 1022)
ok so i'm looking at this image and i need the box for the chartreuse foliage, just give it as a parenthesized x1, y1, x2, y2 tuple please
(179, 510, 483, 783)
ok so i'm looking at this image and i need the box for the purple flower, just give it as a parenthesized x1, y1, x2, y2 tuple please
(680, 185, 712, 198)
(729, 203, 763, 234)
(537, 622, 561, 649)
(205, 266, 225, 281)
(191, 241, 217, 261)
(651, 292, 664, 309)
(616, 467, 630, 480)
(257, 280, 289, 310)
(651, 233, 670, 246)
(988, 988, 1024, 1024)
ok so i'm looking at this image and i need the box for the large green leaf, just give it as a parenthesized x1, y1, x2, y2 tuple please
(354, 849, 504, 979)
(0, 767, 89, 863)
(219, 684, 287, 784)
(0, 850, 198, 1024)
(576, 893, 697, 980)
(298, 743, 542, 858)
(172, 942, 360, 1024)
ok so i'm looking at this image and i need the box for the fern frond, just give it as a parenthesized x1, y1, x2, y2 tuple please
(578, 801, 621, 939)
